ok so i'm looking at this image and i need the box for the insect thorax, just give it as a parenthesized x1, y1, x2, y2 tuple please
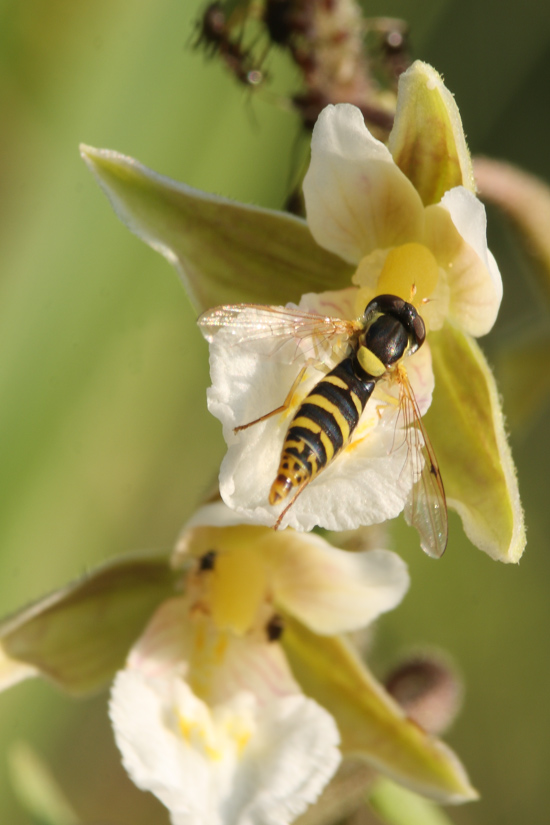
(363, 314, 409, 367)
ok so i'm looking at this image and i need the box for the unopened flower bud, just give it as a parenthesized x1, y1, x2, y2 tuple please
(385, 653, 462, 735)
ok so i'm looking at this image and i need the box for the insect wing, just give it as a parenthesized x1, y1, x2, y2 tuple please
(398, 370, 448, 558)
(198, 303, 360, 364)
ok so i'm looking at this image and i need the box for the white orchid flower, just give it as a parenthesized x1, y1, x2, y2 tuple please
(109, 502, 413, 825)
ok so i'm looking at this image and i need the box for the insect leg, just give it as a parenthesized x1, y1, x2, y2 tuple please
(234, 365, 308, 433)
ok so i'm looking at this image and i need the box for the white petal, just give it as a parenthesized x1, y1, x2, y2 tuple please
(126, 597, 192, 677)
(234, 694, 340, 825)
(298, 285, 360, 320)
(110, 669, 340, 825)
(263, 532, 409, 634)
(404, 340, 434, 417)
(427, 188, 502, 336)
(110, 670, 212, 824)
(211, 325, 435, 531)
(440, 188, 496, 281)
(303, 104, 425, 264)
(127, 597, 301, 706)
(218, 397, 412, 532)
(207, 632, 302, 708)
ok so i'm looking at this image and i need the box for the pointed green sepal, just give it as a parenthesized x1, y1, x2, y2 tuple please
(368, 777, 457, 825)
(0, 648, 38, 692)
(389, 61, 475, 206)
(0, 553, 177, 695)
(282, 618, 478, 804)
(80, 145, 353, 313)
(426, 323, 526, 562)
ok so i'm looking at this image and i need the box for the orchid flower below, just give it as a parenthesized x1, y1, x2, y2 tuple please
(0, 503, 477, 820)
(107, 502, 477, 823)
(110, 502, 405, 824)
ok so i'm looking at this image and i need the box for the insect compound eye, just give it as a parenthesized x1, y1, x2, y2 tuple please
(412, 313, 426, 348)
(198, 550, 217, 572)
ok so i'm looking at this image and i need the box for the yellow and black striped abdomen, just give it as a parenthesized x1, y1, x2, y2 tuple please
(269, 356, 377, 505)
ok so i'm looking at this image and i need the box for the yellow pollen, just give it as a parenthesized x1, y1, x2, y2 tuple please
(376, 242, 439, 304)
(179, 715, 192, 739)
(224, 717, 253, 758)
(178, 715, 222, 761)
(236, 731, 251, 756)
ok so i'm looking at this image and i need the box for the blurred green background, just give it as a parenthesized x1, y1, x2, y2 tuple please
(1, 0, 550, 822)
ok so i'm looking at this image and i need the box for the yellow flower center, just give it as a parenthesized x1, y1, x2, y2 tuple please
(376, 242, 440, 304)
(177, 698, 255, 762)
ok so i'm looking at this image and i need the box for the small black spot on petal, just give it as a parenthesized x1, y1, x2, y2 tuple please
(198, 550, 217, 572)
(266, 614, 285, 641)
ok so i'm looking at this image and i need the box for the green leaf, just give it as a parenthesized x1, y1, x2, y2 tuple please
(80, 146, 354, 313)
(426, 323, 526, 562)
(389, 62, 475, 207)
(0, 553, 177, 695)
(368, 777, 457, 825)
(282, 618, 478, 804)
(8, 741, 80, 825)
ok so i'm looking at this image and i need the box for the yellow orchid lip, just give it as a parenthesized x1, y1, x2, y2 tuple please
(209, 544, 269, 635)
(180, 505, 410, 637)
(376, 243, 440, 305)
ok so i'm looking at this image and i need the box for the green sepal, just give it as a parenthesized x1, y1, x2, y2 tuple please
(389, 62, 475, 207)
(368, 777, 457, 825)
(80, 145, 353, 313)
(426, 323, 526, 562)
(0, 553, 177, 695)
(282, 617, 477, 804)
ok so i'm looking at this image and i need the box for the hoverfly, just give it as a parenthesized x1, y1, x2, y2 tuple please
(199, 293, 447, 558)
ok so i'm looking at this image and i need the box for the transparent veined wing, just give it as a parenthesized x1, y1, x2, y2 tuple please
(198, 303, 361, 364)
(396, 365, 448, 558)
